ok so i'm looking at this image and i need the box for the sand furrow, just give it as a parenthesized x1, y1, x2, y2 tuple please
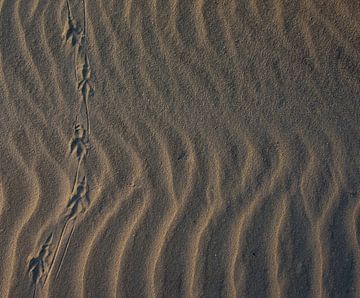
(0, 141, 41, 297)
(157, 0, 223, 99)
(81, 187, 142, 297)
(307, 1, 360, 60)
(349, 197, 360, 296)
(12, 0, 46, 94)
(147, 0, 230, 118)
(90, 0, 139, 101)
(184, 146, 224, 297)
(227, 128, 290, 297)
(225, 134, 259, 297)
(146, 125, 198, 297)
(37, 0, 73, 117)
(268, 195, 289, 298)
(143, 123, 193, 297)
(299, 126, 347, 297)
(113, 190, 151, 298)
(79, 121, 146, 297)
(131, 11, 171, 116)
(7, 135, 73, 297)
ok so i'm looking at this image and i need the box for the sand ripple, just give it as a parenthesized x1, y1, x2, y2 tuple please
(0, 0, 359, 297)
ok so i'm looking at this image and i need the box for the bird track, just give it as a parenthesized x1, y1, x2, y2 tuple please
(28, 1, 95, 295)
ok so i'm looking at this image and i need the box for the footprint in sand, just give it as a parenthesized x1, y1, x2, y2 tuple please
(66, 176, 90, 220)
(70, 123, 92, 161)
(63, 0, 83, 47)
(77, 54, 94, 134)
(78, 54, 95, 98)
(28, 233, 53, 295)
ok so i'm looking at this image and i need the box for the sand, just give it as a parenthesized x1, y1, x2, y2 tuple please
(0, 0, 359, 297)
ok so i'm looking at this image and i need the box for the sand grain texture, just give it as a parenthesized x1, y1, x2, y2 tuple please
(0, 0, 359, 297)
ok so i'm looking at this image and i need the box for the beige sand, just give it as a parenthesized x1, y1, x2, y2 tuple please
(0, 0, 359, 297)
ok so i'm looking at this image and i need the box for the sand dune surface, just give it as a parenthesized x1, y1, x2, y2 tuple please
(0, 0, 359, 297)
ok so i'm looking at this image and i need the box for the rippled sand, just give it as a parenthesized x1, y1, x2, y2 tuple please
(0, 0, 359, 297)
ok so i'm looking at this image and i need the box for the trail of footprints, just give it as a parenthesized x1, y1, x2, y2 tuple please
(27, 1, 95, 295)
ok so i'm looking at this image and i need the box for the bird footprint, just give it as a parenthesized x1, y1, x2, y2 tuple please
(78, 54, 95, 97)
(66, 176, 90, 220)
(63, 0, 83, 47)
(28, 233, 53, 286)
(70, 123, 92, 161)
